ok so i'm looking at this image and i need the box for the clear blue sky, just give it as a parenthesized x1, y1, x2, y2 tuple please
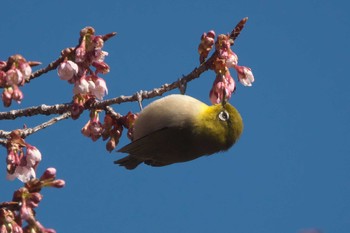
(1, 0, 349, 233)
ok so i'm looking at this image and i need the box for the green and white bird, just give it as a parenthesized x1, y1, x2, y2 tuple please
(115, 94, 243, 170)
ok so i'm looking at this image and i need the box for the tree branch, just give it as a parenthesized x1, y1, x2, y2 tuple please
(0, 55, 212, 120)
(0, 112, 71, 147)
(0, 103, 71, 120)
(0, 18, 247, 120)
(28, 32, 117, 83)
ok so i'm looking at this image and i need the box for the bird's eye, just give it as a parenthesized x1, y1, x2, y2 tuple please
(218, 110, 229, 121)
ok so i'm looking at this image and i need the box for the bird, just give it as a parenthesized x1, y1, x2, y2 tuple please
(115, 94, 243, 170)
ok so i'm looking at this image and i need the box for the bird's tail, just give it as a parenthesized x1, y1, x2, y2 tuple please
(114, 156, 142, 170)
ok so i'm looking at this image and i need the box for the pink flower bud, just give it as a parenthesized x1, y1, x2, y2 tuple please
(11, 85, 23, 104)
(90, 121, 103, 141)
(225, 51, 238, 68)
(51, 179, 65, 188)
(209, 72, 236, 104)
(0, 70, 6, 87)
(92, 36, 104, 50)
(234, 65, 254, 86)
(94, 50, 108, 63)
(0, 225, 7, 233)
(2, 87, 13, 107)
(57, 60, 78, 81)
(198, 30, 216, 63)
(27, 192, 43, 208)
(92, 61, 110, 74)
(40, 167, 57, 180)
(207, 30, 216, 39)
(19, 62, 32, 81)
(91, 77, 108, 100)
(106, 137, 117, 152)
(75, 40, 86, 63)
(6, 69, 23, 86)
(73, 76, 90, 95)
(32, 221, 57, 233)
(0, 60, 6, 69)
(81, 120, 92, 137)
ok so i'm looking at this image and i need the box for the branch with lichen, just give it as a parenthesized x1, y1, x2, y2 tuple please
(0, 18, 254, 232)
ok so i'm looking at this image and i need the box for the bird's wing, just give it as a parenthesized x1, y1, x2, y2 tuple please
(118, 127, 190, 156)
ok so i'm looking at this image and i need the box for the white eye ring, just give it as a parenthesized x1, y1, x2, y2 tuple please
(218, 110, 229, 121)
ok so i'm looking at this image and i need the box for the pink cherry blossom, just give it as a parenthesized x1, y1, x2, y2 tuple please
(93, 50, 108, 63)
(19, 62, 32, 81)
(198, 30, 216, 63)
(225, 51, 238, 68)
(12, 85, 23, 104)
(2, 87, 13, 107)
(26, 145, 42, 167)
(57, 60, 78, 81)
(234, 65, 254, 86)
(7, 166, 36, 183)
(6, 69, 23, 86)
(91, 77, 108, 100)
(6, 143, 43, 183)
(73, 76, 90, 95)
(209, 72, 236, 104)
(82, 119, 103, 141)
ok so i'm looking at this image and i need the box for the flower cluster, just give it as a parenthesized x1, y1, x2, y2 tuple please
(81, 110, 104, 142)
(198, 31, 254, 104)
(57, 27, 110, 119)
(0, 55, 38, 107)
(6, 131, 42, 183)
(118, 112, 138, 141)
(198, 30, 215, 64)
(0, 168, 65, 233)
(81, 110, 138, 152)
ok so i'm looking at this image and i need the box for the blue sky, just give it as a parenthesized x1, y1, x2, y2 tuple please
(1, 0, 349, 233)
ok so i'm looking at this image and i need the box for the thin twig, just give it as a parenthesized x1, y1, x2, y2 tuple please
(20, 112, 72, 138)
(0, 112, 71, 146)
(104, 105, 122, 121)
(28, 51, 69, 82)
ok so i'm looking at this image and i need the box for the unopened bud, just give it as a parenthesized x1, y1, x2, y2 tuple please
(106, 137, 117, 152)
(40, 167, 56, 181)
(51, 179, 65, 188)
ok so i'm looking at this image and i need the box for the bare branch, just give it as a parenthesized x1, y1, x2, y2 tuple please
(104, 105, 123, 120)
(0, 112, 71, 147)
(28, 49, 71, 82)
(0, 103, 71, 120)
(0, 53, 213, 120)
(21, 112, 71, 138)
